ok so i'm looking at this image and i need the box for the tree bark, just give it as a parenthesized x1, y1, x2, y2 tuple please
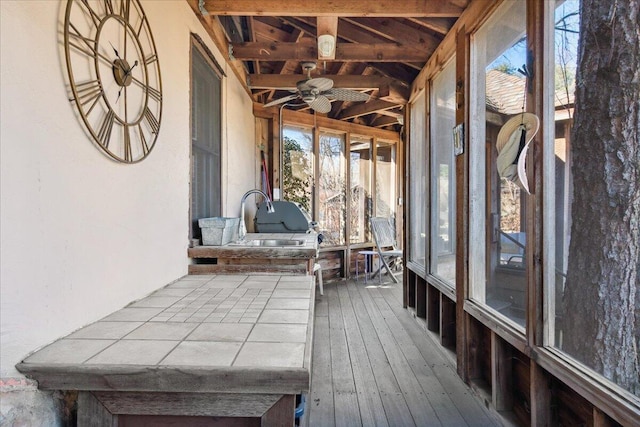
(563, 0, 639, 395)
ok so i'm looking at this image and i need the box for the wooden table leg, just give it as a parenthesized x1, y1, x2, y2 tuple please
(261, 394, 295, 426)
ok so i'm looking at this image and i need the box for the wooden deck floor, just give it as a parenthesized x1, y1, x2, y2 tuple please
(303, 278, 501, 427)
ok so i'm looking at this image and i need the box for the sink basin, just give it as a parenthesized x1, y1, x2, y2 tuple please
(234, 239, 304, 247)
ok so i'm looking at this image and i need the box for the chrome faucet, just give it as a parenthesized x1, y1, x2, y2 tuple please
(238, 189, 275, 241)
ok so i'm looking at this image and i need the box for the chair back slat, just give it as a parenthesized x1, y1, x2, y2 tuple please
(371, 217, 396, 249)
(369, 216, 402, 284)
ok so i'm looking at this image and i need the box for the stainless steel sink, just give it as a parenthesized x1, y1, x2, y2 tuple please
(233, 239, 304, 247)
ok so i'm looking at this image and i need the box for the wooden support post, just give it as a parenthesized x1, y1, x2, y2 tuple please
(77, 392, 116, 427)
(261, 394, 295, 426)
(527, 4, 555, 424)
(407, 271, 416, 309)
(593, 407, 616, 427)
(465, 314, 483, 382)
(271, 111, 281, 192)
(440, 295, 456, 349)
(416, 279, 426, 318)
(77, 392, 296, 426)
(427, 284, 440, 331)
(530, 361, 552, 426)
(527, 0, 549, 349)
(454, 24, 470, 382)
(491, 332, 513, 412)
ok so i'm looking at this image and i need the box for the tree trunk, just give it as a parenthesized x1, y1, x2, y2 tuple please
(562, 0, 639, 395)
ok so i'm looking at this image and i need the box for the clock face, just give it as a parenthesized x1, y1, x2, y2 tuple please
(64, 0, 162, 163)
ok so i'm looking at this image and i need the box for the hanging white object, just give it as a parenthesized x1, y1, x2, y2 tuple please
(317, 34, 336, 58)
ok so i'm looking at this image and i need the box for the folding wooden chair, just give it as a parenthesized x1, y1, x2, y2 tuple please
(370, 217, 403, 283)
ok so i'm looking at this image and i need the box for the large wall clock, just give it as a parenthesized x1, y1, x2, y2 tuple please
(64, 0, 162, 163)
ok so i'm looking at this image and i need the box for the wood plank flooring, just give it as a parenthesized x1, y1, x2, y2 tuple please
(304, 279, 502, 427)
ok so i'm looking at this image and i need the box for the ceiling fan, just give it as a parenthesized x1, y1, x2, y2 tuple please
(264, 62, 370, 113)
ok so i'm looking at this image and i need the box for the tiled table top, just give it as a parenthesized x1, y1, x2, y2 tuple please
(17, 274, 315, 394)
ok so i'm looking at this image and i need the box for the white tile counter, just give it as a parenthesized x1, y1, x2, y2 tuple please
(17, 274, 316, 424)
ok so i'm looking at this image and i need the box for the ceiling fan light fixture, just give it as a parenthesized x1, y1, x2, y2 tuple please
(317, 34, 336, 58)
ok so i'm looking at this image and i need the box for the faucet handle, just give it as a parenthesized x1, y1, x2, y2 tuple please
(266, 200, 275, 213)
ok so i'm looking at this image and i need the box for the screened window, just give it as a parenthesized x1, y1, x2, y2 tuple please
(282, 125, 397, 250)
(547, 0, 579, 351)
(350, 136, 372, 244)
(430, 58, 456, 284)
(191, 45, 222, 239)
(319, 131, 346, 246)
(282, 125, 314, 213)
(470, 0, 528, 328)
(375, 140, 396, 219)
(409, 92, 427, 267)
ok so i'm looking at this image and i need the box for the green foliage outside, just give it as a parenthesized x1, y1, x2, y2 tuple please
(283, 136, 312, 212)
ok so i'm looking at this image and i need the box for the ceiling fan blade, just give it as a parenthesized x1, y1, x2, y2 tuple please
(308, 95, 331, 113)
(264, 94, 298, 108)
(323, 88, 370, 102)
(305, 77, 333, 92)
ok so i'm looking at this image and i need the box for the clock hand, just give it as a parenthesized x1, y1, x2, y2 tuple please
(115, 60, 139, 103)
(115, 86, 124, 103)
(109, 41, 121, 59)
(125, 60, 138, 77)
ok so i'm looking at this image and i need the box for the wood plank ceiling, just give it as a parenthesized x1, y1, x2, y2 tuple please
(196, 0, 470, 130)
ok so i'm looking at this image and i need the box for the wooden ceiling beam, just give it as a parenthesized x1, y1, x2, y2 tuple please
(231, 41, 315, 60)
(293, 16, 392, 44)
(274, 106, 400, 139)
(371, 115, 402, 127)
(202, 0, 465, 17)
(247, 74, 392, 90)
(246, 17, 259, 79)
(338, 99, 399, 120)
(231, 42, 429, 62)
(406, 17, 454, 35)
(186, 0, 251, 95)
(263, 27, 304, 103)
(404, 62, 426, 71)
(279, 17, 316, 37)
(252, 89, 272, 96)
(378, 83, 410, 103)
(266, 29, 304, 72)
(368, 62, 417, 85)
(251, 19, 292, 41)
(316, 17, 338, 39)
(409, 0, 494, 101)
(216, 16, 245, 43)
(333, 18, 391, 44)
(375, 108, 404, 119)
(344, 17, 441, 54)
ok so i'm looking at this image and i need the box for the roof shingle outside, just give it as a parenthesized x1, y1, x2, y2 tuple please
(485, 69, 575, 115)
(486, 69, 525, 115)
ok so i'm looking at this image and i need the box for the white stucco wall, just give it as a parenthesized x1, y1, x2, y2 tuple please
(222, 51, 260, 218)
(0, 1, 255, 422)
